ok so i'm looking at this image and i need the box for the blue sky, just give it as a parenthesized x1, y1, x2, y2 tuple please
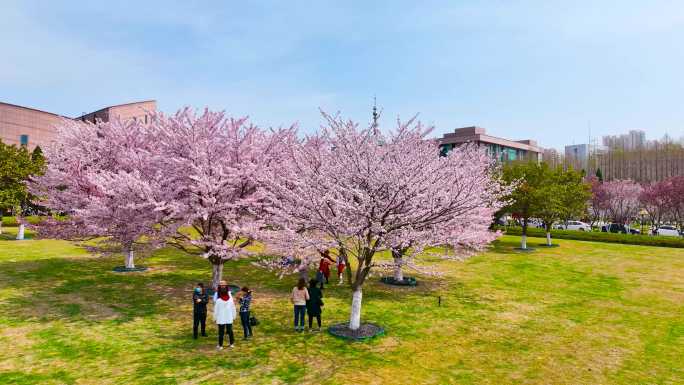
(2, 0, 684, 149)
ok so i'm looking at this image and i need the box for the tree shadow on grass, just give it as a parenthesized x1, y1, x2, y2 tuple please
(0, 252, 209, 324)
(0, 233, 35, 241)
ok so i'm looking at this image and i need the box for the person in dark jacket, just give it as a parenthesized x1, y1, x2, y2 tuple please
(192, 283, 208, 339)
(236, 287, 253, 340)
(306, 279, 323, 331)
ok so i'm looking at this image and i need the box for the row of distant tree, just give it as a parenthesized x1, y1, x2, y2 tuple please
(496, 159, 684, 249)
(589, 176, 684, 232)
(497, 162, 591, 248)
(546, 137, 684, 183)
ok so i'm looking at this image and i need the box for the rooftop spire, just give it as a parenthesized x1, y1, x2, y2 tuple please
(371, 95, 380, 135)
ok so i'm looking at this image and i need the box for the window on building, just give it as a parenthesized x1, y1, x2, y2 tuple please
(439, 143, 454, 157)
(507, 148, 517, 161)
(20, 135, 29, 146)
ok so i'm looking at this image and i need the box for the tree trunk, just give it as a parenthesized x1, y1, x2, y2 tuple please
(393, 257, 404, 281)
(521, 220, 528, 249)
(546, 232, 552, 246)
(124, 248, 135, 269)
(211, 262, 224, 291)
(298, 264, 309, 280)
(16, 224, 25, 240)
(349, 288, 363, 331)
(0, 209, 3, 234)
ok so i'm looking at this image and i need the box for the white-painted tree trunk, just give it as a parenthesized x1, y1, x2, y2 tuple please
(211, 263, 224, 291)
(349, 288, 363, 330)
(521, 235, 527, 249)
(298, 264, 309, 280)
(16, 224, 25, 240)
(0, 221, 3, 235)
(393, 257, 404, 281)
(546, 232, 552, 246)
(124, 249, 135, 269)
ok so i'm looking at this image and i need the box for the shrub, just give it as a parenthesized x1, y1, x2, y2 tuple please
(1, 216, 43, 227)
(497, 226, 684, 248)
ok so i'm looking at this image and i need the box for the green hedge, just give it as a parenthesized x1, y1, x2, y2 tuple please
(1, 216, 43, 227)
(498, 226, 684, 248)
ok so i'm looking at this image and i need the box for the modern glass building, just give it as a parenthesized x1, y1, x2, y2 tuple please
(439, 126, 542, 163)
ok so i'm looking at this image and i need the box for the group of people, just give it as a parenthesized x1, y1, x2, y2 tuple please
(314, 250, 346, 288)
(291, 251, 346, 331)
(192, 280, 253, 350)
(192, 251, 347, 348)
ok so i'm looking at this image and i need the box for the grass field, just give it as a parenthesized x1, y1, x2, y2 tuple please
(0, 227, 683, 385)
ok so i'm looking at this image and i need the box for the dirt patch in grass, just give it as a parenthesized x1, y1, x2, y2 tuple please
(55, 294, 119, 320)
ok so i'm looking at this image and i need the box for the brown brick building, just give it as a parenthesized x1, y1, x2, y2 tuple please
(0, 100, 156, 150)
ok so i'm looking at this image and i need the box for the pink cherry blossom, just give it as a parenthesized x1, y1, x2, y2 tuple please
(263, 112, 506, 330)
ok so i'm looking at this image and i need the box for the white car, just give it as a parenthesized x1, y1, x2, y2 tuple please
(654, 225, 681, 237)
(556, 221, 592, 231)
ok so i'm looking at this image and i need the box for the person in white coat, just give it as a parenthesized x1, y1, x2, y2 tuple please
(214, 283, 237, 349)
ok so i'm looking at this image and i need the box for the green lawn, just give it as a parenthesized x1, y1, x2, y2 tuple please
(1, 227, 683, 385)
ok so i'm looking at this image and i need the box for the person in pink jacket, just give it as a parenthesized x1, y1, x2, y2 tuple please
(291, 278, 309, 332)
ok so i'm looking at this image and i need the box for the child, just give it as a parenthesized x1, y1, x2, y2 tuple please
(336, 254, 346, 285)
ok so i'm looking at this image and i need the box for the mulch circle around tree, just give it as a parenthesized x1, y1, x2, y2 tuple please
(380, 276, 418, 287)
(514, 247, 536, 252)
(206, 285, 241, 296)
(328, 322, 385, 341)
(537, 244, 560, 248)
(112, 266, 148, 273)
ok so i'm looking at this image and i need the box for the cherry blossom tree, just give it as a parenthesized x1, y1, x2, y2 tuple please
(264, 112, 505, 331)
(602, 179, 643, 225)
(640, 180, 672, 232)
(30, 117, 164, 268)
(146, 108, 292, 289)
(588, 176, 609, 229)
(665, 176, 684, 232)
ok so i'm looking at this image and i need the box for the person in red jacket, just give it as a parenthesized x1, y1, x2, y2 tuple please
(316, 250, 333, 289)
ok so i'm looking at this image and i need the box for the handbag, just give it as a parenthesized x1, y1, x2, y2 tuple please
(249, 313, 259, 326)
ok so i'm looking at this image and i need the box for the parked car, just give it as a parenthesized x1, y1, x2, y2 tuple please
(555, 221, 592, 231)
(601, 223, 641, 234)
(653, 225, 681, 237)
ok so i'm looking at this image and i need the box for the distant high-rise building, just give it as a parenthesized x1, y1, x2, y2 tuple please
(602, 130, 646, 150)
(542, 148, 562, 168)
(564, 144, 589, 171)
